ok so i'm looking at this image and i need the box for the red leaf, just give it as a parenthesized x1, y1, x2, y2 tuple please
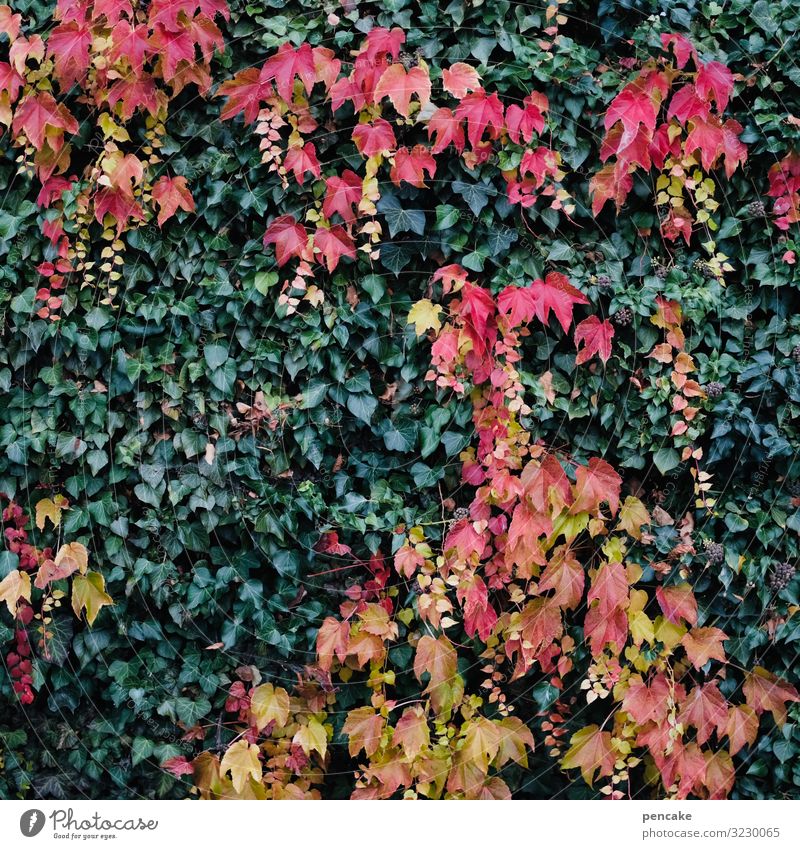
(589, 162, 633, 216)
(322, 169, 362, 222)
(496, 284, 536, 327)
(696, 61, 734, 111)
(704, 749, 734, 799)
(678, 681, 727, 745)
(107, 76, 160, 120)
(390, 145, 436, 188)
(47, 21, 92, 89)
(721, 118, 747, 178)
(504, 93, 548, 145)
(263, 215, 308, 266)
(374, 63, 431, 118)
(667, 84, 710, 124)
(109, 21, 152, 77)
(570, 458, 622, 517)
(574, 316, 614, 365)
(623, 673, 671, 724)
(528, 272, 588, 333)
(656, 583, 698, 626)
(161, 756, 194, 777)
(148, 23, 196, 82)
(11, 92, 78, 151)
(604, 85, 658, 151)
(316, 616, 350, 671)
(661, 33, 696, 69)
(520, 454, 571, 513)
(151, 175, 195, 226)
(361, 26, 405, 63)
(457, 282, 496, 358)
(260, 42, 316, 101)
(458, 573, 497, 641)
(684, 116, 725, 171)
(743, 666, 800, 727)
(587, 560, 628, 616)
(352, 118, 397, 156)
(427, 107, 465, 155)
(313, 225, 356, 272)
(454, 89, 505, 149)
(284, 142, 321, 186)
(218, 68, 268, 123)
(442, 62, 481, 98)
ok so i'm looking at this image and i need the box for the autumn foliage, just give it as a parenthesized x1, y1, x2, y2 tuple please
(2, 3, 798, 802)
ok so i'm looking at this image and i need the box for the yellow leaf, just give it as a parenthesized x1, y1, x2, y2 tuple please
(219, 740, 262, 793)
(54, 542, 89, 576)
(617, 496, 650, 540)
(0, 570, 31, 615)
(250, 682, 290, 731)
(293, 717, 328, 758)
(71, 571, 113, 625)
(629, 608, 655, 645)
(35, 495, 69, 530)
(407, 299, 442, 336)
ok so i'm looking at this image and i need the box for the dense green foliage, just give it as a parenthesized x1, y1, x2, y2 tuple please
(1, 0, 799, 799)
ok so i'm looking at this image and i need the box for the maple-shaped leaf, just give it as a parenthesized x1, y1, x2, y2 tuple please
(703, 749, 734, 799)
(161, 755, 194, 777)
(743, 666, 800, 727)
(316, 616, 350, 671)
(616, 495, 650, 539)
(35, 494, 69, 530)
(414, 634, 460, 717)
(12, 92, 78, 151)
(284, 142, 321, 186)
(458, 573, 498, 641)
(604, 85, 658, 151)
(352, 118, 397, 156)
(504, 93, 548, 145)
(561, 725, 615, 786)
(497, 284, 536, 327)
(109, 21, 152, 77)
(260, 42, 316, 101)
(342, 706, 385, 758)
(47, 20, 92, 89)
(521, 455, 572, 514)
(494, 717, 535, 768)
(218, 68, 268, 123)
(623, 673, 671, 725)
(263, 215, 308, 266)
(107, 76, 160, 120)
(574, 315, 614, 365)
(684, 116, 725, 171)
(570, 457, 622, 516)
(0, 569, 31, 615)
(584, 604, 628, 656)
(723, 704, 758, 756)
(461, 716, 501, 773)
(322, 169, 362, 222)
(374, 63, 431, 118)
(71, 571, 113, 626)
(220, 740, 261, 794)
(529, 272, 588, 333)
(151, 175, 195, 226)
(427, 107, 465, 154)
(35, 541, 88, 589)
(390, 145, 436, 188)
(454, 89, 505, 148)
(250, 682, 290, 731)
(149, 23, 196, 82)
(668, 84, 710, 124)
(361, 26, 405, 63)
(537, 545, 584, 610)
(442, 62, 481, 98)
(587, 560, 628, 616)
(313, 224, 356, 272)
(407, 299, 443, 337)
(392, 706, 430, 758)
(696, 61, 734, 111)
(457, 282, 496, 358)
(661, 32, 696, 68)
(656, 583, 698, 626)
(0, 4, 21, 41)
(681, 626, 727, 669)
(347, 630, 385, 668)
(678, 681, 727, 745)
(0, 60, 24, 103)
(590, 162, 633, 216)
(721, 118, 747, 178)
(292, 717, 328, 759)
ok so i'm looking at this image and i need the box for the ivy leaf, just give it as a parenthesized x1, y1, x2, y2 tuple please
(561, 725, 615, 786)
(378, 194, 426, 237)
(263, 215, 308, 266)
(292, 718, 328, 758)
(220, 740, 262, 794)
(392, 706, 430, 758)
(260, 42, 316, 101)
(530, 272, 589, 333)
(454, 89, 505, 148)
